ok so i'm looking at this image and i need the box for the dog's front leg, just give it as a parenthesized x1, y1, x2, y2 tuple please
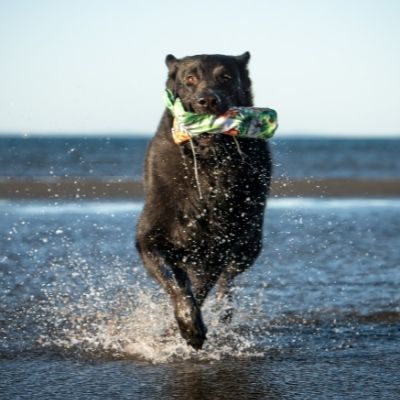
(139, 247, 207, 350)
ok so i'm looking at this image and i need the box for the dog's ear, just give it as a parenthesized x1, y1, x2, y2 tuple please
(165, 54, 179, 74)
(236, 51, 251, 66)
(236, 52, 253, 106)
(165, 54, 180, 90)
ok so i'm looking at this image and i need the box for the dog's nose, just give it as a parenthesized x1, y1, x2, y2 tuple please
(196, 92, 221, 113)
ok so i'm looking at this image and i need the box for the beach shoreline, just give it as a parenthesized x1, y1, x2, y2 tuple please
(1, 178, 399, 199)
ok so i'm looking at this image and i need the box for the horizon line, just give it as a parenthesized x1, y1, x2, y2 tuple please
(0, 131, 400, 139)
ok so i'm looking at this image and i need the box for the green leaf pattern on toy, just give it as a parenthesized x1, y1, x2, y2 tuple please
(164, 89, 278, 144)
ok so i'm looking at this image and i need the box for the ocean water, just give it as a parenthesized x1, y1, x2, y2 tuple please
(1, 135, 399, 398)
(0, 199, 399, 399)
(1, 136, 400, 179)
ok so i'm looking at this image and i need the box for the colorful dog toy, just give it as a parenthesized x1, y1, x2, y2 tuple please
(164, 89, 278, 145)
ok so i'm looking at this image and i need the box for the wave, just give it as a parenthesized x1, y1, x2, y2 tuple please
(1, 198, 400, 216)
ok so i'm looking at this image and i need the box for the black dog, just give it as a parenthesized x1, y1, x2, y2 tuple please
(136, 52, 272, 349)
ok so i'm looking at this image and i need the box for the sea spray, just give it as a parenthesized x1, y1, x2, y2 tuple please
(36, 281, 264, 363)
(2, 252, 264, 362)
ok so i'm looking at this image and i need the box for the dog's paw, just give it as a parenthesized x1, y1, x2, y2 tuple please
(176, 306, 207, 350)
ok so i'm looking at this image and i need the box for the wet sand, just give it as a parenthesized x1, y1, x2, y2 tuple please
(1, 178, 399, 199)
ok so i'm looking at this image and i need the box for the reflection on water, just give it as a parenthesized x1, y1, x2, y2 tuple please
(0, 199, 399, 399)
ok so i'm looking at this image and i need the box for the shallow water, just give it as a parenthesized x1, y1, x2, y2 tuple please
(0, 199, 399, 399)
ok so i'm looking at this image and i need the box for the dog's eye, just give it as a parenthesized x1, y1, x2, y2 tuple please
(221, 73, 232, 83)
(185, 75, 197, 86)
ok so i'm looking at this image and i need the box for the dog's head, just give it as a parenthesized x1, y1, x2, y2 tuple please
(165, 52, 253, 116)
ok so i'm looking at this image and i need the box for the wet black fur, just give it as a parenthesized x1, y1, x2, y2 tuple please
(136, 52, 272, 349)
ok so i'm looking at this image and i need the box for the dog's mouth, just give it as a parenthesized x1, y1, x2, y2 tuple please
(182, 98, 231, 117)
(193, 133, 215, 145)
(190, 103, 230, 117)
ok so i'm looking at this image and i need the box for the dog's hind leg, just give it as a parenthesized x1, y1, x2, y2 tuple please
(136, 238, 207, 350)
(216, 239, 263, 323)
(215, 271, 236, 323)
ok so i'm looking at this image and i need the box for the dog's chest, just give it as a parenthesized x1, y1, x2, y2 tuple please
(171, 154, 260, 248)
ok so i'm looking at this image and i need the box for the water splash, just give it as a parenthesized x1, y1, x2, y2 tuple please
(30, 283, 263, 363)
(1, 253, 264, 363)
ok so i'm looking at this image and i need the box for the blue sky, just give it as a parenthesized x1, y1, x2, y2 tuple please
(0, 0, 399, 136)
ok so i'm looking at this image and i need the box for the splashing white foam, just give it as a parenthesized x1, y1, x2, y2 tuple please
(37, 282, 264, 363)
